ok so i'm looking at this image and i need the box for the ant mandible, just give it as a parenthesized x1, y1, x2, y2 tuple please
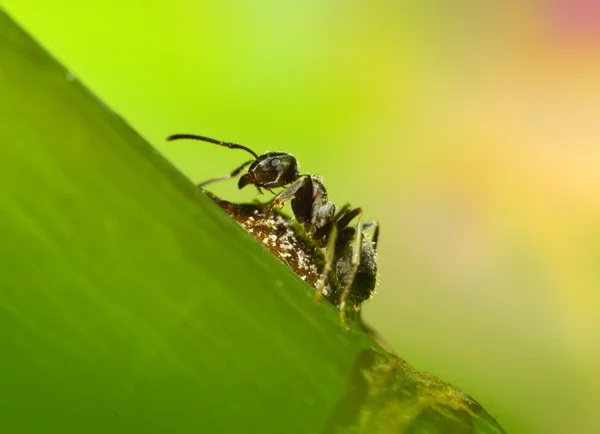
(167, 133, 379, 324)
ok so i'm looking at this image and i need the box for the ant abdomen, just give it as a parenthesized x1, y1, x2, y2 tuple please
(333, 228, 377, 308)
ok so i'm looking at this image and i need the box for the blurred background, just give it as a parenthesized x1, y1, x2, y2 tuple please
(2, 1, 599, 432)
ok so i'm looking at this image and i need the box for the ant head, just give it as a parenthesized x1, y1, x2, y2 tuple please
(167, 134, 300, 190)
(239, 152, 299, 190)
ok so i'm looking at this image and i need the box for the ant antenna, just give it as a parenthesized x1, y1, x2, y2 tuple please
(167, 134, 259, 159)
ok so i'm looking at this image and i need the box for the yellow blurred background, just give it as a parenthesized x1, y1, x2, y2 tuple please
(3, 1, 599, 432)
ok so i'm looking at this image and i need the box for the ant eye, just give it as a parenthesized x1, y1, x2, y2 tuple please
(270, 158, 281, 167)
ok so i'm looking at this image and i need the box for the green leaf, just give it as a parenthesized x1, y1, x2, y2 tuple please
(0, 9, 505, 434)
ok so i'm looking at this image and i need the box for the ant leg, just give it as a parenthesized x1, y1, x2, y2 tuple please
(312, 203, 350, 240)
(265, 175, 310, 216)
(198, 160, 253, 188)
(315, 222, 337, 303)
(333, 203, 351, 221)
(361, 221, 380, 250)
(337, 207, 362, 230)
(339, 209, 363, 326)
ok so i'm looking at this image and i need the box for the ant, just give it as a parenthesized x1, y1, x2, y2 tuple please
(167, 133, 379, 324)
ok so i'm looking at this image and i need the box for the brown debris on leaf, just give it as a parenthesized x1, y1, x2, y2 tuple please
(207, 192, 327, 294)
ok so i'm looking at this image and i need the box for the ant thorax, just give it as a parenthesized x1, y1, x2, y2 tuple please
(289, 175, 335, 245)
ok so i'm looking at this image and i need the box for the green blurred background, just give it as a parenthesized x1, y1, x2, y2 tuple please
(2, 1, 599, 432)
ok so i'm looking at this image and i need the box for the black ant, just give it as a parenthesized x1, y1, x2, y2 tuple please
(167, 134, 379, 324)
